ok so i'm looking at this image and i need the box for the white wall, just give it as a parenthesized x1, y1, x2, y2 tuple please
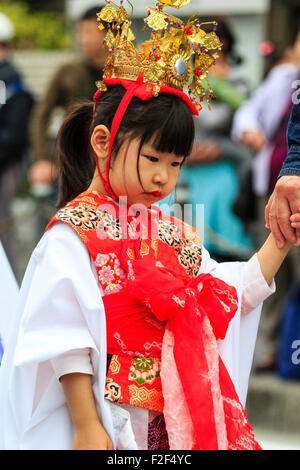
(227, 14, 267, 88)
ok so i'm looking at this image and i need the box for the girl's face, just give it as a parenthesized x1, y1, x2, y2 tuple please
(109, 136, 185, 208)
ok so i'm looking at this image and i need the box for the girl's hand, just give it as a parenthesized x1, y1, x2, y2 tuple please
(290, 211, 300, 230)
(73, 421, 114, 450)
(60, 373, 114, 451)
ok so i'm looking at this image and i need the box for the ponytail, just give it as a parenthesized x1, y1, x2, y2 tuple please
(56, 101, 95, 209)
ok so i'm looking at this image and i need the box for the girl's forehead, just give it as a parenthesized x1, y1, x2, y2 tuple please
(141, 141, 185, 159)
(119, 136, 184, 159)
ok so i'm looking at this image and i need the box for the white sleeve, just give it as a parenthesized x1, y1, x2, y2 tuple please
(199, 247, 275, 314)
(12, 221, 105, 367)
(241, 253, 275, 314)
(43, 224, 104, 380)
(0, 221, 115, 449)
(0, 242, 19, 348)
(51, 348, 94, 380)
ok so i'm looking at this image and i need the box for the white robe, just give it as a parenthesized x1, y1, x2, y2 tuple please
(0, 222, 275, 450)
(0, 242, 19, 349)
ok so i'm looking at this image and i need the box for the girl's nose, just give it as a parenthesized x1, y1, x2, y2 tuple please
(153, 169, 168, 185)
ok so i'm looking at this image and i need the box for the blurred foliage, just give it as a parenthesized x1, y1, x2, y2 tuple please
(0, 2, 71, 49)
(15, 173, 31, 199)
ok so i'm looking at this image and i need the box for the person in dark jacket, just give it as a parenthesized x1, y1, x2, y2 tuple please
(0, 13, 34, 272)
(266, 100, 300, 248)
(232, 28, 300, 371)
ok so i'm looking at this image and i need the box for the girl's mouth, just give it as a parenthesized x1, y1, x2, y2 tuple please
(147, 191, 162, 198)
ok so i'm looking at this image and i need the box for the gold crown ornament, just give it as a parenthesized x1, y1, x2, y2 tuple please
(96, 0, 222, 110)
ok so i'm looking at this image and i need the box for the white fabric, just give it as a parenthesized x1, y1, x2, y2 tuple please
(231, 63, 300, 195)
(0, 242, 19, 349)
(0, 222, 275, 450)
(242, 253, 276, 314)
(116, 404, 149, 450)
(51, 348, 94, 380)
(0, 223, 114, 450)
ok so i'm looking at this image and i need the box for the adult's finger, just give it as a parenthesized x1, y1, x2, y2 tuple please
(290, 212, 300, 229)
(268, 194, 287, 248)
(298, 206, 300, 245)
(265, 193, 274, 229)
(276, 176, 300, 245)
(275, 187, 296, 243)
(284, 187, 300, 246)
(274, 189, 296, 245)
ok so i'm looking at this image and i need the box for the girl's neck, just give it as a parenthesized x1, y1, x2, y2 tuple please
(87, 173, 109, 198)
(87, 171, 121, 203)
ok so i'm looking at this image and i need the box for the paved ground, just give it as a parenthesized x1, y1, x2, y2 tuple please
(246, 371, 300, 450)
(254, 428, 300, 450)
(246, 372, 300, 433)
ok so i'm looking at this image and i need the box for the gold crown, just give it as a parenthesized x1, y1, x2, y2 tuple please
(96, 0, 222, 109)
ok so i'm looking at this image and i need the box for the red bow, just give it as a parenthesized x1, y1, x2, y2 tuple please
(125, 257, 261, 450)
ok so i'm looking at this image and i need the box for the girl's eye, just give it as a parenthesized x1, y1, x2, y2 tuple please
(144, 155, 158, 163)
(172, 162, 181, 167)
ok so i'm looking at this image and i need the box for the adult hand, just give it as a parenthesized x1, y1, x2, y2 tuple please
(28, 160, 57, 185)
(241, 129, 266, 153)
(188, 140, 222, 165)
(265, 175, 300, 248)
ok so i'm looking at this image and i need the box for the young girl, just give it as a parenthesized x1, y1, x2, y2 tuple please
(0, 78, 296, 451)
(0, 0, 298, 450)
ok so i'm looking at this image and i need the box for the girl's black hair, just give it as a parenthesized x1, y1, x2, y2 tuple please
(56, 86, 195, 208)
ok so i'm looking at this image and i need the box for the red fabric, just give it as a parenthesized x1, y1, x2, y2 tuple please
(102, 289, 165, 357)
(94, 76, 200, 116)
(92, 76, 199, 201)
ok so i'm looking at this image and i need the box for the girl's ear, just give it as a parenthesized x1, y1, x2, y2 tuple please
(91, 125, 110, 160)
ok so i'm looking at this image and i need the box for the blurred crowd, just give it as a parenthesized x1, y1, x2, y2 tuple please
(0, 6, 299, 376)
